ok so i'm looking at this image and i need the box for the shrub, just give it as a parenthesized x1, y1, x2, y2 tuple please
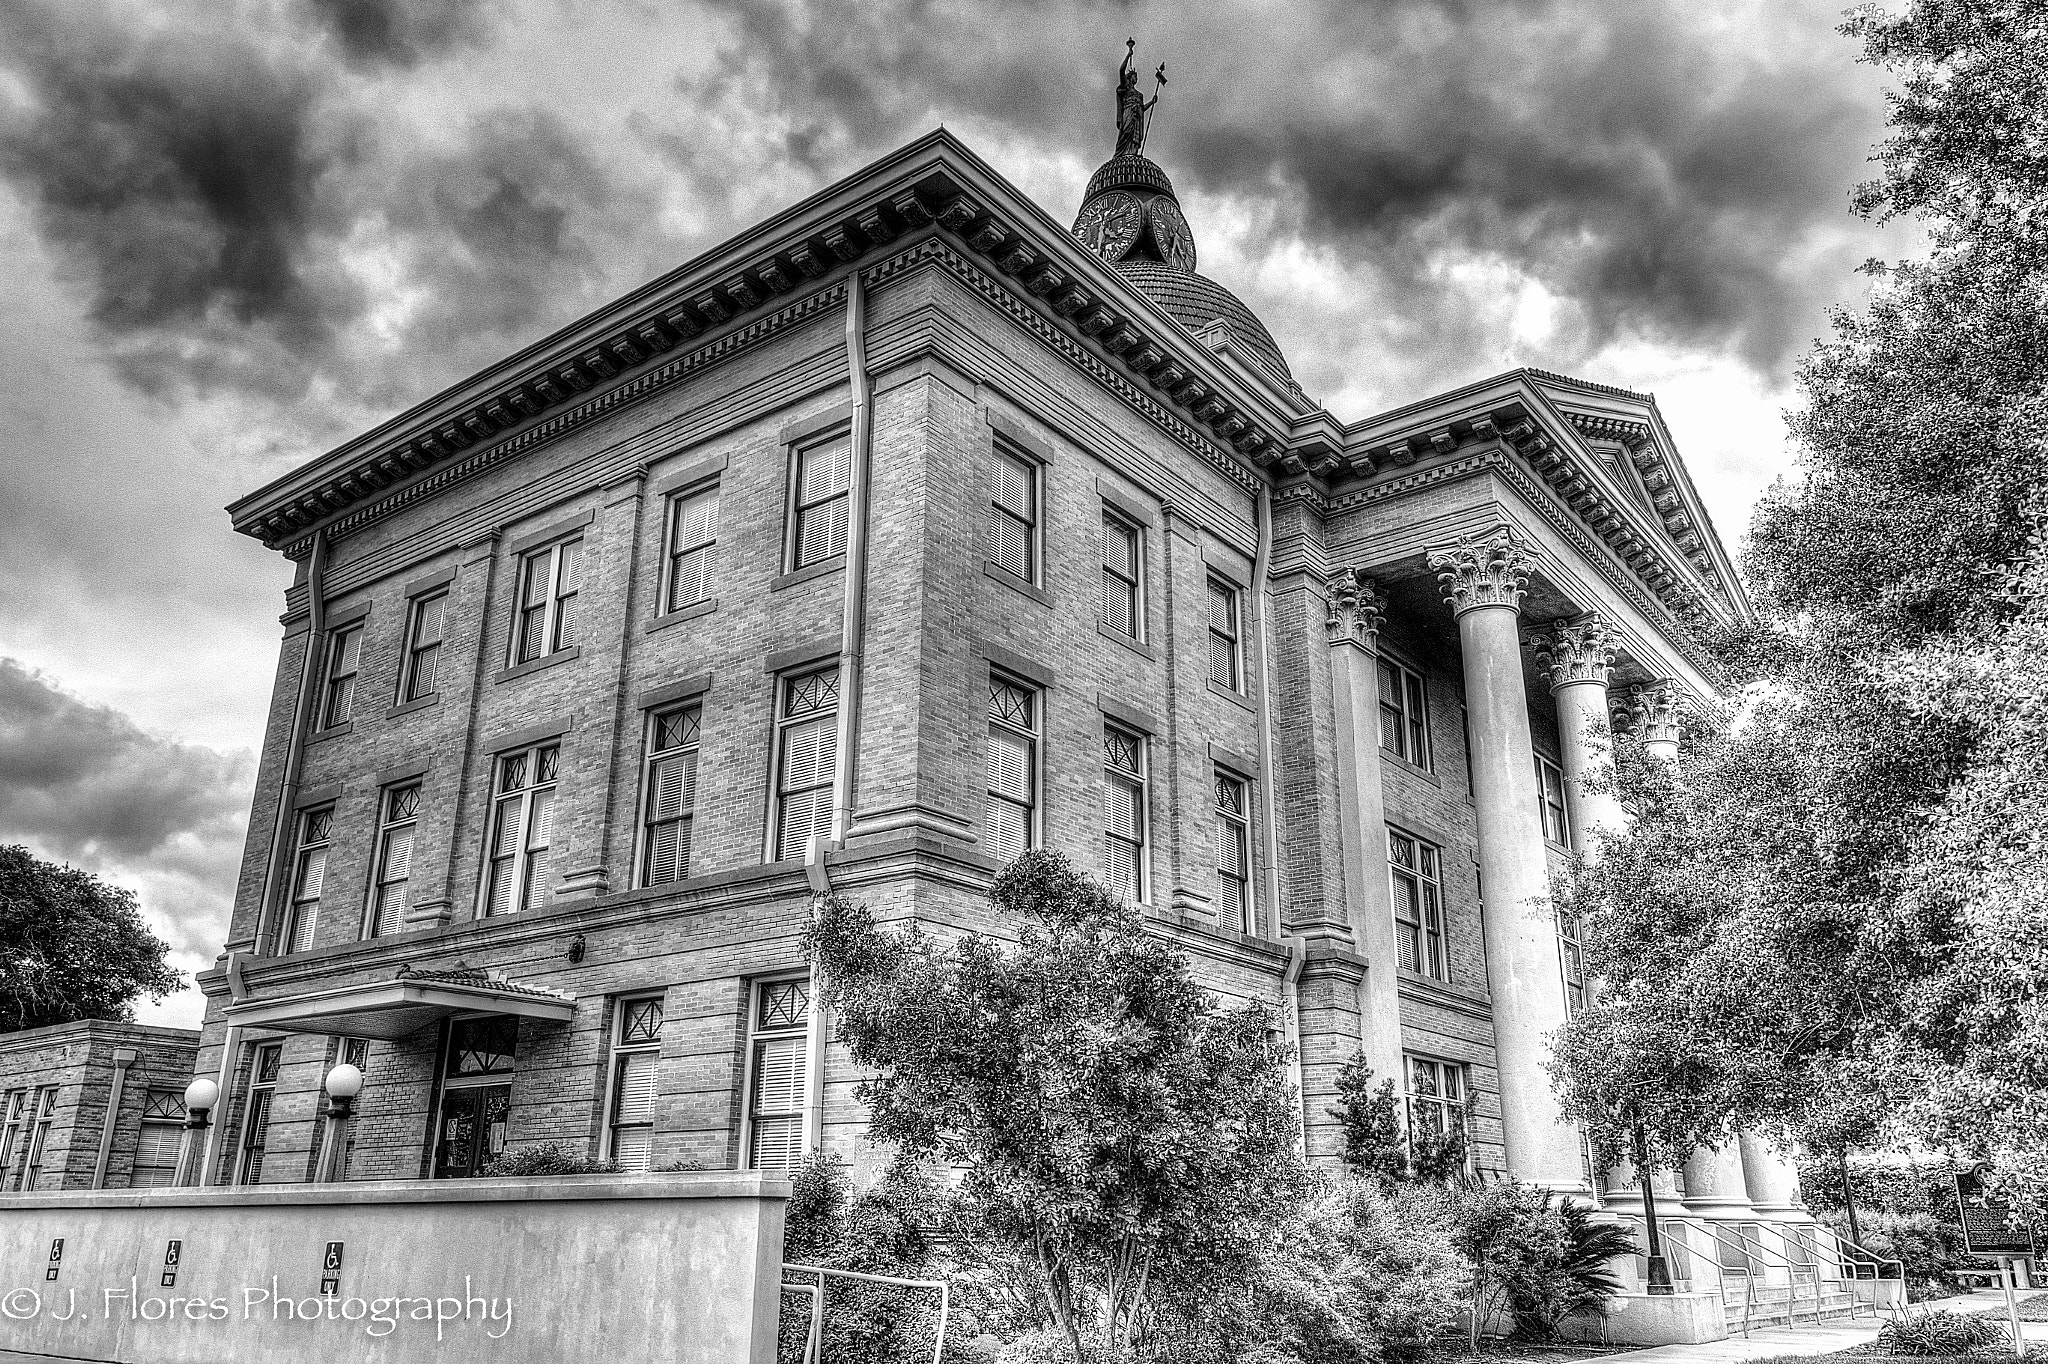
(1327, 1052, 1470, 1186)
(1876, 1308, 2008, 1356)
(1442, 1180, 1630, 1343)
(478, 1141, 619, 1176)
(1819, 1207, 1978, 1298)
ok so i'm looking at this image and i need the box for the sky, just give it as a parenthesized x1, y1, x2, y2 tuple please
(0, 0, 1915, 1028)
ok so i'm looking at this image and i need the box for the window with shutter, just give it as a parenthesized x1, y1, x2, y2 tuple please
(131, 1100, 185, 1188)
(512, 539, 583, 665)
(1100, 515, 1141, 639)
(1389, 829, 1448, 981)
(1207, 577, 1242, 691)
(1214, 770, 1252, 933)
(402, 591, 447, 701)
(282, 807, 332, 955)
(664, 486, 719, 612)
(369, 784, 421, 938)
(773, 667, 839, 862)
(745, 978, 811, 1174)
(606, 995, 664, 1172)
(989, 446, 1038, 582)
(484, 744, 559, 916)
(236, 1046, 282, 1186)
(641, 704, 702, 886)
(1102, 726, 1147, 902)
(791, 434, 852, 569)
(985, 677, 1037, 864)
(322, 624, 362, 728)
(1403, 1055, 1472, 1170)
(1536, 755, 1570, 845)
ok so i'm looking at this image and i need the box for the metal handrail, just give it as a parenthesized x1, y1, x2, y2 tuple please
(1808, 1222, 1906, 1282)
(782, 1262, 952, 1364)
(1617, 1214, 1831, 1335)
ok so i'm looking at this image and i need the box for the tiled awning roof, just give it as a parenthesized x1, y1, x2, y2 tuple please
(221, 965, 576, 1041)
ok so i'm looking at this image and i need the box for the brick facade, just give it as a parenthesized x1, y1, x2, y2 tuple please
(0, 1021, 200, 1192)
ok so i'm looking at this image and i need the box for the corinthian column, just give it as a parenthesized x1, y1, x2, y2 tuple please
(1428, 525, 1588, 1194)
(1326, 569, 1404, 1092)
(1531, 615, 1622, 846)
(1628, 683, 1683, 764)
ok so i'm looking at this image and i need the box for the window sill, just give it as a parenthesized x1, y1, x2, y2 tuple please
(307, 721, 354, 744)
(1096, 622, 1156, 661)
(646, 598, 717, 634)
(1382, 751, 1441, 786)
(983, 561, 1050, 606)
(771, 557, 845, 592)
(494, 646, 581, 684)
(384, 694, 440, 720)
(1206, 678, 1254, 712)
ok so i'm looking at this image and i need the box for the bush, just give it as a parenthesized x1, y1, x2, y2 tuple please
(1818, 1207, 1979, 1298)
(1442, 1180, 1631, 1343)
(1327, 1052, 1471, 1186)
(1876, 1308, 2008, 1356)
(477, 1141, 620, 1176)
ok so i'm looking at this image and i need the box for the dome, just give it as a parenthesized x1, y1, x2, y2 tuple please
(1084, 154, 1177, 203)
(1113, 259, 1295, 384)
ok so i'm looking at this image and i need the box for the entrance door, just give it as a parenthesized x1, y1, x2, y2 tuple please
(434, 1084, 510, 1178)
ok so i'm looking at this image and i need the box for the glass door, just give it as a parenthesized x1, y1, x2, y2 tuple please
(432, 1016, 517, 1178)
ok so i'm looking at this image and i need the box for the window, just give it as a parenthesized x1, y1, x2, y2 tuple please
(1389, 829, 1447, 980)
(513, 538, 582, 664)
(989, 444, 1039, 582)
(236, 1044, 282, 1186)
(985, 676, 1038, 863)
(0, 1092, 23, 1186)
(131, 1090, 187, 1188)
(321, 623, 363, 728)
(1100, 514, 1142, 639)
(1405, 1055, 1469, 1154)
(368, 784, 421, 937)
(1214, 770, 1253, 933)
(485, 744, 558, 916)
(607, 996, 664, 1172)
(1102, 726, 1148, 902)
(1377, 658, 1430, 769)
(1536, 755, 1570, 846)
(400, 591, 448, 702)
(1207, 577, 1243, 691)
(641, 705, 702, 887)
(790, 433, 852, 569)
(280, 806, 331, 955)
(1558, 911, 1587, 1015)
(745, 978, 810, 1174)
(663, 484, 719, 612)
(773, 667, 839, 862)
(14, 1087, 56, 1191)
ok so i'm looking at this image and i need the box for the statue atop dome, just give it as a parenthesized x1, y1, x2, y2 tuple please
(1114, 39, 1166, 159)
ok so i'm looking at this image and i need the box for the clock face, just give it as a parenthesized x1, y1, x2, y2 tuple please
(1147, 197, 1197, 271)
(1075, 191, 1142, 261)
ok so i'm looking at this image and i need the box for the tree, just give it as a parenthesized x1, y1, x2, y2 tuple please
(1328, 1053, 1407, 1184)
(1549, 0, 2048, 1216)
(803, 850, 1309, 1363)
(0, 845, 181, 1032)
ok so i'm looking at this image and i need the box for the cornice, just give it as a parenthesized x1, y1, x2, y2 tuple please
(234, 130, 1306, 553)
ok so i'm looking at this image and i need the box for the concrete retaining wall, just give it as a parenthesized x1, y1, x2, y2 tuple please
(0, 1172, 787, 1364)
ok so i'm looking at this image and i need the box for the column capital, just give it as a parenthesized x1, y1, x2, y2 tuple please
(1428, 524, 1534, 616)
(1529, 613, 1619, 690)
(1324, 568, 1387, 650)
(1622, 682, 1683, 746)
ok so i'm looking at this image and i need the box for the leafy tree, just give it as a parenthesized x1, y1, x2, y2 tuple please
(803, 850, 1309, 1363)
(0, 844, 181, 1032)
(1329, 1051, 1472, 1185)
(1550, 0, 2048, 1216)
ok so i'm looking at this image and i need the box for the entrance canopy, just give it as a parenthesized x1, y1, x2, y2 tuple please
(220, 966, 575, 1041)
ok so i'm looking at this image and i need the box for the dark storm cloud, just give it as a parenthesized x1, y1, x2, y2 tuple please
(306, 0, 490, 68)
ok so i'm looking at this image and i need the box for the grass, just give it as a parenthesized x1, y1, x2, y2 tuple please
(1425, 1342, 1635, 1364)
(1973, 1296, 2048, 1324)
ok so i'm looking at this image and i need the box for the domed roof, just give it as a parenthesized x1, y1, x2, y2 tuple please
(1084, 154, 1177, 203)
(1113, 259, 1295, 384)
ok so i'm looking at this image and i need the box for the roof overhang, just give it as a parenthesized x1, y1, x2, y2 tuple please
(219, 978, 576, 1041)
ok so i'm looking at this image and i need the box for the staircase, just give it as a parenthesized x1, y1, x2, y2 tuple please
(1722, 1280, 1863, 1331)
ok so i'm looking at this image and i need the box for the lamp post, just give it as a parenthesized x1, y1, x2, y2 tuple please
(314, 1063, 363, 1184)
(173, 1077, 219, 1188)
(1635, 1121, 1675, 1294)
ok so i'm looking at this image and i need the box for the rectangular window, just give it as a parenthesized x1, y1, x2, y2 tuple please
(641, 704, 702, 887)
(1389, 829, 1447, 981)
(131, 1089, 188, 1188)
(280, 806, 331, 956)
(989, 444, 1039, 582)
(790, 433, 852, 569)
(745, 978, 810, 1174)
(1558, 911, 1587, 1015)
(400, 591, 448, 702)
(1405, 1055, 1469, 1152)
(1536, 755, 1570, 846)
(663, 484, 720, 612)
(236, 1044, 282, 1186)
(1377, 658, 1430, 769)
(1214, 770, 1253, 934)
(1100, 514, 1142, 639)
(773, 667, 839, 862)
(1102, 726, 1148, 903)
(513, 538, 582, 665)
(985, 676, 1038, 863)
(1207, 576, 1243, 691)
(0, 1091, 24, 1186)
(322, 623, 363, 729)
(484, 744, 558, 916)
(607, 995, 664, 1172)
(368, 783, 421, 938)
(15, 1087, 57, 1191)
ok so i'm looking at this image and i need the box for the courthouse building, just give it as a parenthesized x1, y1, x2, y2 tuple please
(162, 112, 1815, 1248)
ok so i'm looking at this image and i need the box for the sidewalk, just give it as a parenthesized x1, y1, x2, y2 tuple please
(1605, 1288, 2048, 1364)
